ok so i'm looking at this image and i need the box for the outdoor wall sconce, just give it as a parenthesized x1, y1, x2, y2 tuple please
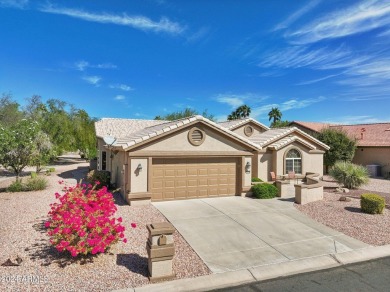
(137, 163, 143, 172)
(245, 161, 251, 173)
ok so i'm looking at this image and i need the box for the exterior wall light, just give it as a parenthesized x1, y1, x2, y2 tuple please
(245, 161, 251, 173)
(137, 163, 143, 172)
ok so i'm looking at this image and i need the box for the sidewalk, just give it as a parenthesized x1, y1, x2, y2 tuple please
(115, 244, 390, 292)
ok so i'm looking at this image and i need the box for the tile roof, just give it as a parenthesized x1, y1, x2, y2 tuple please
(331, 123, 390, 147)
(248, 127, 330, 150)
(94, 118, 165, 138)
(112, 115, 263, 151)
(218, 118, 269, 131)
(290, 121, 331, 132)
(268, 136, 316, 150)
(291, 121, 390, 147)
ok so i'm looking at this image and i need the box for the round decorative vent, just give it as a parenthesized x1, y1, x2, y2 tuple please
(244, 125, 254, 137)
(188, 127, 206, 146)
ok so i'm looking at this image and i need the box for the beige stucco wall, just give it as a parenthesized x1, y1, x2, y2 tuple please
(244, 157, 252, 187)
(233, 123, 267, 137)
(110, 151, 125, 190)
(97, 138, 105, 171)
(257, 151, 273, 181)
(256, 142, 324, 181)
(130, 158, 148, 193)
(274, 142, 323, 176)
(137, 125, 247, 152)
(353, 147, 390, 177)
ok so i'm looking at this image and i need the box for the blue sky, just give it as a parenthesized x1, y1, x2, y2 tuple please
(1, 0, 390, 125)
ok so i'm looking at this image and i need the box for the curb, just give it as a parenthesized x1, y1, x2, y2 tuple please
(114, 244, 390, 292)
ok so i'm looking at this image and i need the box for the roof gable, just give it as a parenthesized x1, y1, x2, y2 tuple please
(249, 127, 330, 150)
(113, 115, 262, 151)
(218, 118, 269, 131)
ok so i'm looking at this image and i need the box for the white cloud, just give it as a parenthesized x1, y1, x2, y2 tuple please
(323, 115, 388, 125)
(287, 0, 390, 44)
(251, 96, 326, 119)
(74, 60, 117, 71)
(215, 93, 267, 109)
(0, 0, 28, 8)
(296, 74, 340, 85)
(114, 95, 125, 100)
(109, 84, 133, 91)
(216, 96, 244, 109)
(40, 4, 186, 35)
(273, 0, 321, 31)
(82, 75, 101, 86)
(259, 45, 365, 70)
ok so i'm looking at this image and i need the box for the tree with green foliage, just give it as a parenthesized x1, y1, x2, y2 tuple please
(0, 119, 40, 178)
(316, 128, 357, 173)
(30, 131, 54, 172)
(227, 105, 251, 120)
(155, 108, 215, 121)
(72, 109, 97, 159)
(270, 120, 290, 128)
(0, 93, 24, 127)
(268, 107, 282, 124)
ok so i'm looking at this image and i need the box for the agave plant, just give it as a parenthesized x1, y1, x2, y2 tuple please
(329, 161, 369, 189)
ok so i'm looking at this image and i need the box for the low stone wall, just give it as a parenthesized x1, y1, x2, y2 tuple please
(275, 180, 291, 198)
(294, 172, 323, 205)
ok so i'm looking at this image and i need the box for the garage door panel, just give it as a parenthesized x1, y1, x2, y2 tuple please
(151, 158, 237, 201)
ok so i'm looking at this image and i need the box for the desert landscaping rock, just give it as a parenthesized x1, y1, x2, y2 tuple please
(0, 162, 210, 291)
(339, 196, 351, 202)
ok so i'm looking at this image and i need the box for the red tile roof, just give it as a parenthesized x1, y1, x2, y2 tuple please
(291, 121, 390, 147)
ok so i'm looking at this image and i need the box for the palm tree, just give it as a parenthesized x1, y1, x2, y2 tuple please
(227, 105, 251, 120)
(268, 107, 282, 124)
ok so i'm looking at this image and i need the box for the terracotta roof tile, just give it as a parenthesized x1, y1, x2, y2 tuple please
(331, 123, 390, 147)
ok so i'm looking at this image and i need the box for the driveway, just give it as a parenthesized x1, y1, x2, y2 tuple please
(153, 196, 369, 273)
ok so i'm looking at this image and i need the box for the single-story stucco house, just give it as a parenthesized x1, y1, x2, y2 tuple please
(291, 121, 390, 177)
(94, 116, 329, 205)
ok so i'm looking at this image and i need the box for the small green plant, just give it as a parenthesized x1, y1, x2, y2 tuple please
(361, 194, 385, 214)
(30, 171, 37, 178)
(49, 167, 55, 172)
(6, 177, 48, 192)
(252, 183, 277, 199)
(251, 177, 263, 182)
(24, 177, 48, 191)
(329, 161, 369, 189)
(7, 180, 24, 192)
(87, 170, 110, 188)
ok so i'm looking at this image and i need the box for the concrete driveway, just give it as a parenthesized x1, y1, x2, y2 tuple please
(153, 196, 369, 273)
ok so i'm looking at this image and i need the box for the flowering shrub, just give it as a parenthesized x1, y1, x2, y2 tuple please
(45, 182, 128, 257)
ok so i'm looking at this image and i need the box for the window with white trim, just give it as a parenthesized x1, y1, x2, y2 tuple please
(285, 149, 301, 174)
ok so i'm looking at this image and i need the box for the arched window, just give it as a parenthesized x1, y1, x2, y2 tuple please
(285, 149, 301, 174)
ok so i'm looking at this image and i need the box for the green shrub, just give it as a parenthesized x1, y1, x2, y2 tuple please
(7, 180, 24, 192)
(251, 177, 263, 182)
(24, 177, 48, 191)
(252, 183, 277, 199)
(30, 171, 37, 178)
(361, 194, 385, 214)
(49, 167, 55, 172)
(329, 161, 369, 189)
(6, 177, 48, 192)
(87, 170, 110, 188)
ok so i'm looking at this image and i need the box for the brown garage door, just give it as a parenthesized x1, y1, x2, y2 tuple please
(151, 158, 237, 201)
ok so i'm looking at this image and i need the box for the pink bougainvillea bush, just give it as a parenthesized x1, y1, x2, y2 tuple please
(45, 182, 126, 257)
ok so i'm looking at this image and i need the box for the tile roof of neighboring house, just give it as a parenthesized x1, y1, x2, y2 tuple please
(218, 118, 269, 131)
(290, 121, 331, 132)
(248, 127, 330, 150)
(94, 118, 165, 138)
(291, 121, 390, 147)
(332, 123, 390, 147)
(112, 115, 263, 151)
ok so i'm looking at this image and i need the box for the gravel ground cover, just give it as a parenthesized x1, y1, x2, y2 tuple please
(295, 191, 390, 246)
(0, 163, 210, 291)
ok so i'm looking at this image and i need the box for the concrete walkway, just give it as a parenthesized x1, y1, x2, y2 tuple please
(153, 196, 369, 273)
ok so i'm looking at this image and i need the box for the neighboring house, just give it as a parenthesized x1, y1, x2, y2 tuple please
(291, 121, 390, 177)
(95, 116, 329, 205)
